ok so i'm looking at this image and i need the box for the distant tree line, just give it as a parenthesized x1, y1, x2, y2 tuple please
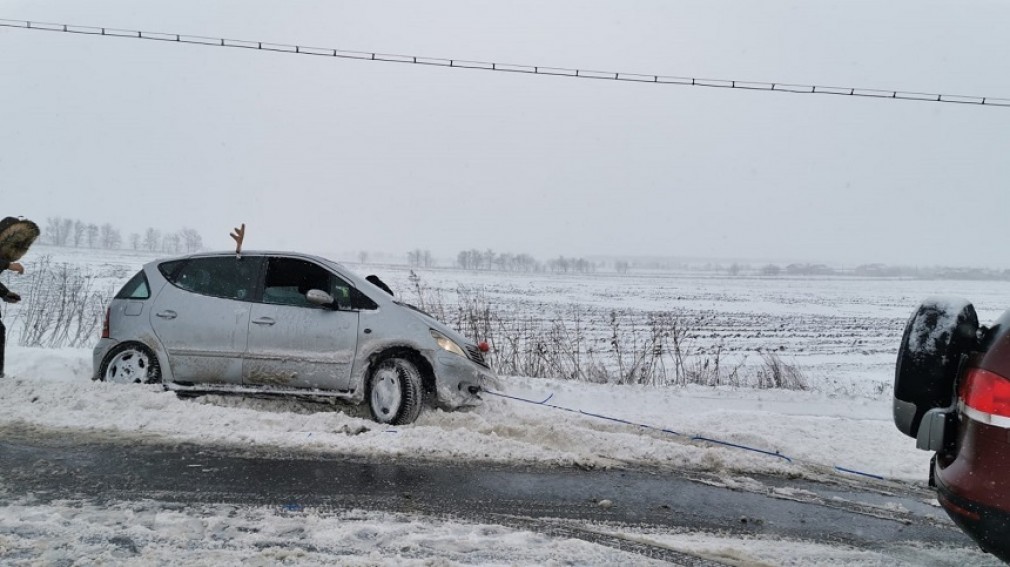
(784, 263, 835, 276)
(457, 249, 540, 272)
(401, 249, 1010, 282)
(407, 248, 435, 268)
(546, 256, 596, 274)
(43, 217, 204, 253)
(853, 264, 1010, 281)
(759, 262, 1010, 281)
(453, 249, 596, 274)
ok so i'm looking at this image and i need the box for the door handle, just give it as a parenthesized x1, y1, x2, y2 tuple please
(155, 310, 177, 320)
(252, 317, 276, 326)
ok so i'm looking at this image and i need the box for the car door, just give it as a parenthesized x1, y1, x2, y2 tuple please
(149, 256, 262, 384)
(243, 256, 359, 391)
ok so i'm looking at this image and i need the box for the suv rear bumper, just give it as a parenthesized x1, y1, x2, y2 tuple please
(936, 478, 1010, 562)
(934, 417, 1010, 561)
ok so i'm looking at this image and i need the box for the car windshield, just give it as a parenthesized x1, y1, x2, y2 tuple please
(2, 2, 1008, 565)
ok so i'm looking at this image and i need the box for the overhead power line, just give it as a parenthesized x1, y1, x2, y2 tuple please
(3, 17, 1009, 108)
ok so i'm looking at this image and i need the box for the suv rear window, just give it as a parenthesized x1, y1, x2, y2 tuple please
(115, 270, 150, 300)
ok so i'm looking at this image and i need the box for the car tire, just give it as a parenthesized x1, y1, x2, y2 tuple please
(367, 357, 423, 425)
(894, 298, 977, 438)
(99, 343, 162, 385)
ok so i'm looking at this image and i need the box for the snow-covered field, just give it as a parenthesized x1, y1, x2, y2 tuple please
(2, 246, 1007, 565)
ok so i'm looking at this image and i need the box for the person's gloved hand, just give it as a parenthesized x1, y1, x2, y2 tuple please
(7, 262, 24, 275)
(2, 292, 20, 304)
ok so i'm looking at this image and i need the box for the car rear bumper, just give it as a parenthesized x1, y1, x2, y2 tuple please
(934, 417, 1010, 561)
(936, 479, 1010, 562)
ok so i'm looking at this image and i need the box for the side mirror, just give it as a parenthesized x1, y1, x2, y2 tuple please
(306, 289, 337, 309)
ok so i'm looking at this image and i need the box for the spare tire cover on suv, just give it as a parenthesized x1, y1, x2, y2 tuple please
(894, 297, 978, 438)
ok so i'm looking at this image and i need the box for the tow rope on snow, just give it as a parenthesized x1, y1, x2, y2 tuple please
(481, 388, 887, 482)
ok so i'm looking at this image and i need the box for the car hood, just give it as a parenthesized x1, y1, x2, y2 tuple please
(393, 301, 472, 348)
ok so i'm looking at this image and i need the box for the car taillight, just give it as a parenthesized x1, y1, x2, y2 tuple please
(959, 367, 1010, 418)
(101, 308, 110, 339)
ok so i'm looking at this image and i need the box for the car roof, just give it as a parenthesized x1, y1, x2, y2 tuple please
(151, 250, 338, 265)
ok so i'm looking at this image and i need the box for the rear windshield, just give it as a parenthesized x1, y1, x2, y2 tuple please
(115, 270, 150, 300)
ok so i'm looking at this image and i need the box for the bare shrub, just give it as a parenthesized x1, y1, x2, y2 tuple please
(404, 274, 807, 391)
(406, 270, 447, 322)
(5, 256, 113, 348)
(755, 352, 808, 390)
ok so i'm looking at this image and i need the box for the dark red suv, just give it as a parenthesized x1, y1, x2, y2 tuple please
(894, 298, 1010, 562)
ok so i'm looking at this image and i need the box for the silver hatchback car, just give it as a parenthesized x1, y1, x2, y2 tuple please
(93, 251, 498, 424)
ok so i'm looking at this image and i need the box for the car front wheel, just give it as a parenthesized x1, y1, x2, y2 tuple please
(367, 357, 423, 425)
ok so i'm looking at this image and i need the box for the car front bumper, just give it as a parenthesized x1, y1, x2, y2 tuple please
(431, 352, 500, 409)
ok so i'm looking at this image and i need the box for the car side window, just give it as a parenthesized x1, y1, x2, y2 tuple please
(116, 270, 150, 300)
(158, 260, 185, 282)
(262, 257, 351, 309)
(165, 257, 260, 301)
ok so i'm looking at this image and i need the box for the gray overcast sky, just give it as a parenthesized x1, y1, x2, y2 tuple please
(2, 0, 1009, 267)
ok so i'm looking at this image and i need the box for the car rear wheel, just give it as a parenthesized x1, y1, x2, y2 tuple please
(99, 344, 162, 385)
(894, 297, 977, 438)
(367, 357, 423, 425)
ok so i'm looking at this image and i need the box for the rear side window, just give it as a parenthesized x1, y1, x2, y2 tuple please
(164, 257, 261, 301)
(115, 270, 150, 300)
(158, 260, 185, 281)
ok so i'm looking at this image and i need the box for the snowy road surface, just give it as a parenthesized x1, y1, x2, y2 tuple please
(0, 426, 1001, 566)
(0, 345, 1004, 564)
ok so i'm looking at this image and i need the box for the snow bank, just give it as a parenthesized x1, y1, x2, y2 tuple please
(0, 497, 999, 567)
(0, 498, 666, 567)
(1, 345, 929, 482)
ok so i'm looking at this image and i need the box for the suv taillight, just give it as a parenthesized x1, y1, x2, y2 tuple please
(101, 308, 110, 339)
(959, 368, 1010, 418)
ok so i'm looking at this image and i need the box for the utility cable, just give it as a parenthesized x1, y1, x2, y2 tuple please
(2, 17, 1008, 108)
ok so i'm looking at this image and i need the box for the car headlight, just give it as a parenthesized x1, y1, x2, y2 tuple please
(430, 330, 466, 358)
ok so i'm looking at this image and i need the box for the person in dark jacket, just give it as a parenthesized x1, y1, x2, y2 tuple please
(0, 260, 24, 378)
